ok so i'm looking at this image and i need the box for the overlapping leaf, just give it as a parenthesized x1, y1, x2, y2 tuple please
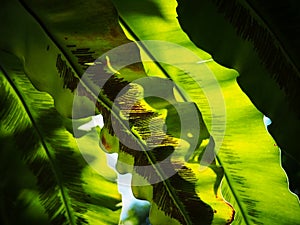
(1, 0, 299, 224)
(112, 0, 300, 224)
(0, 53, 121, 225)
(176, 0, 300, 195)
(1, 0, 222, 224)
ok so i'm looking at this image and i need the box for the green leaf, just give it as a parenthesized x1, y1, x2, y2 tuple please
(176, 0, 300, 194)
(1, 0, 299, 225)
(0, 52, 121, 224)
(1, 0, 216, 224)
(111, 0, 300, 224)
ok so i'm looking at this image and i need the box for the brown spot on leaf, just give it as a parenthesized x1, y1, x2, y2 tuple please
(101, 135, 112, 152)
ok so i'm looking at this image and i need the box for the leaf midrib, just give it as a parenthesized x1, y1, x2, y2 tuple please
(18, 1, 193, 224)
(118, 14, 250, 225)
(216, 155, 249, 225)
(0, 64, 76, 225)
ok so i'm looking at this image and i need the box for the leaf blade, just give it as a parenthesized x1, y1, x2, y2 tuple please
(0, 51, 122, 225)
(112, 0, 300, 224)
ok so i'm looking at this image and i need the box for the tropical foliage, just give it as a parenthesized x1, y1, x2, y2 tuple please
(0, 0, 299, 225)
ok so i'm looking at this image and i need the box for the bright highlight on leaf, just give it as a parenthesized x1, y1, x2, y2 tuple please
(0, 0, 299, 225)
